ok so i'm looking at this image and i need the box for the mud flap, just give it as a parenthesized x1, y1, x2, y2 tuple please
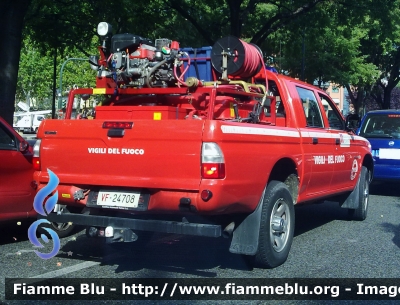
(229, 189, 265, 255)
(339, 174, 361, 209)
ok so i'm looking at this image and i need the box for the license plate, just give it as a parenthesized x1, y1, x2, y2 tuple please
(97, 191, 140, 208)
(379, 148, 400, 160)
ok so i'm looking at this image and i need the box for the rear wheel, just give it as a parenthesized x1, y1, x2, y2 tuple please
(38, 205, 77, 238)
(38, 219, 75, 239)
(48, 221, 75, 238)
(254, 181, 295, 268)
(348, 166, 369, 221)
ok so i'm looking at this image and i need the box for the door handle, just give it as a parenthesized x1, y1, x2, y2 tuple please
(312, 137, 318, 144)
(107, 129, 125, 137)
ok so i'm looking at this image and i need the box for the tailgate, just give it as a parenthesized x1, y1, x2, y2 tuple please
(37, 119, 205, 190)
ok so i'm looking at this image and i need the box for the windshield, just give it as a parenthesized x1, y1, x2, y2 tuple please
(359, 113, 400, 138)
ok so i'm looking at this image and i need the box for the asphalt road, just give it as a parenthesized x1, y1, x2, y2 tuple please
(0, 181, 399, 305)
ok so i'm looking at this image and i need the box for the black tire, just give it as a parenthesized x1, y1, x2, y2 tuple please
(254, 181, 295, 268)
(38, 218, 75, 239)
(348, 166, 369, 221)
(38, 205, 77, 238)
(48, 220, 75, 238)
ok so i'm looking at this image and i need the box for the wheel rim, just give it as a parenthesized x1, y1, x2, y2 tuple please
(269, 198, 291, 252)
(363, 177, 369, 211)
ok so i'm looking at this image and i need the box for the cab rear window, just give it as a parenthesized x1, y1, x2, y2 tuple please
(359, 114, 400, 138)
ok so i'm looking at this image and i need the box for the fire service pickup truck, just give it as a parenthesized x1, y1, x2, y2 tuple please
(33, 23, 373, 268)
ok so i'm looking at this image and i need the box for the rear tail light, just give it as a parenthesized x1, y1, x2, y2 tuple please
(201, 142, 225, 179)
(33, 139, 41, 171)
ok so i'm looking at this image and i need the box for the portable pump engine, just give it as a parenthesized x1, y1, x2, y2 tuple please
(95, 22, 185, 88)
(94, 22, 266, 89)
(109, 35, 181, 88)
(110, 34, 182, 88)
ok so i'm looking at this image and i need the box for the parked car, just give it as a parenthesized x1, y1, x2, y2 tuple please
(0, 115, 74, 237)
(357, 110, 400, 181)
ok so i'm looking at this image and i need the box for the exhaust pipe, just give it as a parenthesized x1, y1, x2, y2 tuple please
(86, 226, 99, 237)
(222, 222, 235, 238)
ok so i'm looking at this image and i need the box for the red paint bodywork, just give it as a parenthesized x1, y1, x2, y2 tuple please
(33, 69, 371, 216)
(0, 116, 36, 222)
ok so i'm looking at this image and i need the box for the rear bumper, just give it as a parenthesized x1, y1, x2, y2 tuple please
(40, 213, 222, 238)
(373, 164, 400, 181)
(33, 180, 261, 213)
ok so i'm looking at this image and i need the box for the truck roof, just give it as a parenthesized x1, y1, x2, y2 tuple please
(363, 109, 400, 115)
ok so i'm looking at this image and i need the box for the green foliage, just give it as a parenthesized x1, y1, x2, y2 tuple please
(274, 2, 379, 85)
(16, 37, 54, 110)
(263, 0, 400, 110)
(12, 0, 400, 113)
(25, 0, 99, 54)
(16, 36, 97, 110)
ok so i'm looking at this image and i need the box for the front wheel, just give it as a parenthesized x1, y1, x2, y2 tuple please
(254, 181, 295, 268)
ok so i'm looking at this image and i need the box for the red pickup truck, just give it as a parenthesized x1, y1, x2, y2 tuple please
(33, 31, 373, 268)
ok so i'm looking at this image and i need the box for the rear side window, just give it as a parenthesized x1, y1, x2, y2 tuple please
(359, 114, 400, 138)
(0, 123, 16, 149)
(296, 86, 324, 128)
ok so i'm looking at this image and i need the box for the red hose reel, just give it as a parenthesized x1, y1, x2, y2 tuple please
(211, 36, 263, 79)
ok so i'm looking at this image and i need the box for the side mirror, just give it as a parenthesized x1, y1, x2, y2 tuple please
(345, 113, 360, 132)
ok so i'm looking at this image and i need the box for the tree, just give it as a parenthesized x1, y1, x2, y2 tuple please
(0, 0, 343, 126)
(16, 37, 97, 111)
(364, 86, 400, 112)
(269, 0, 400, 114)
(365, 10, 400, 109)
(3, 0, 400, 126)
(0, 1, 31, 125)
(16, 38, 54, 110)
(343, 0, 400, 111)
